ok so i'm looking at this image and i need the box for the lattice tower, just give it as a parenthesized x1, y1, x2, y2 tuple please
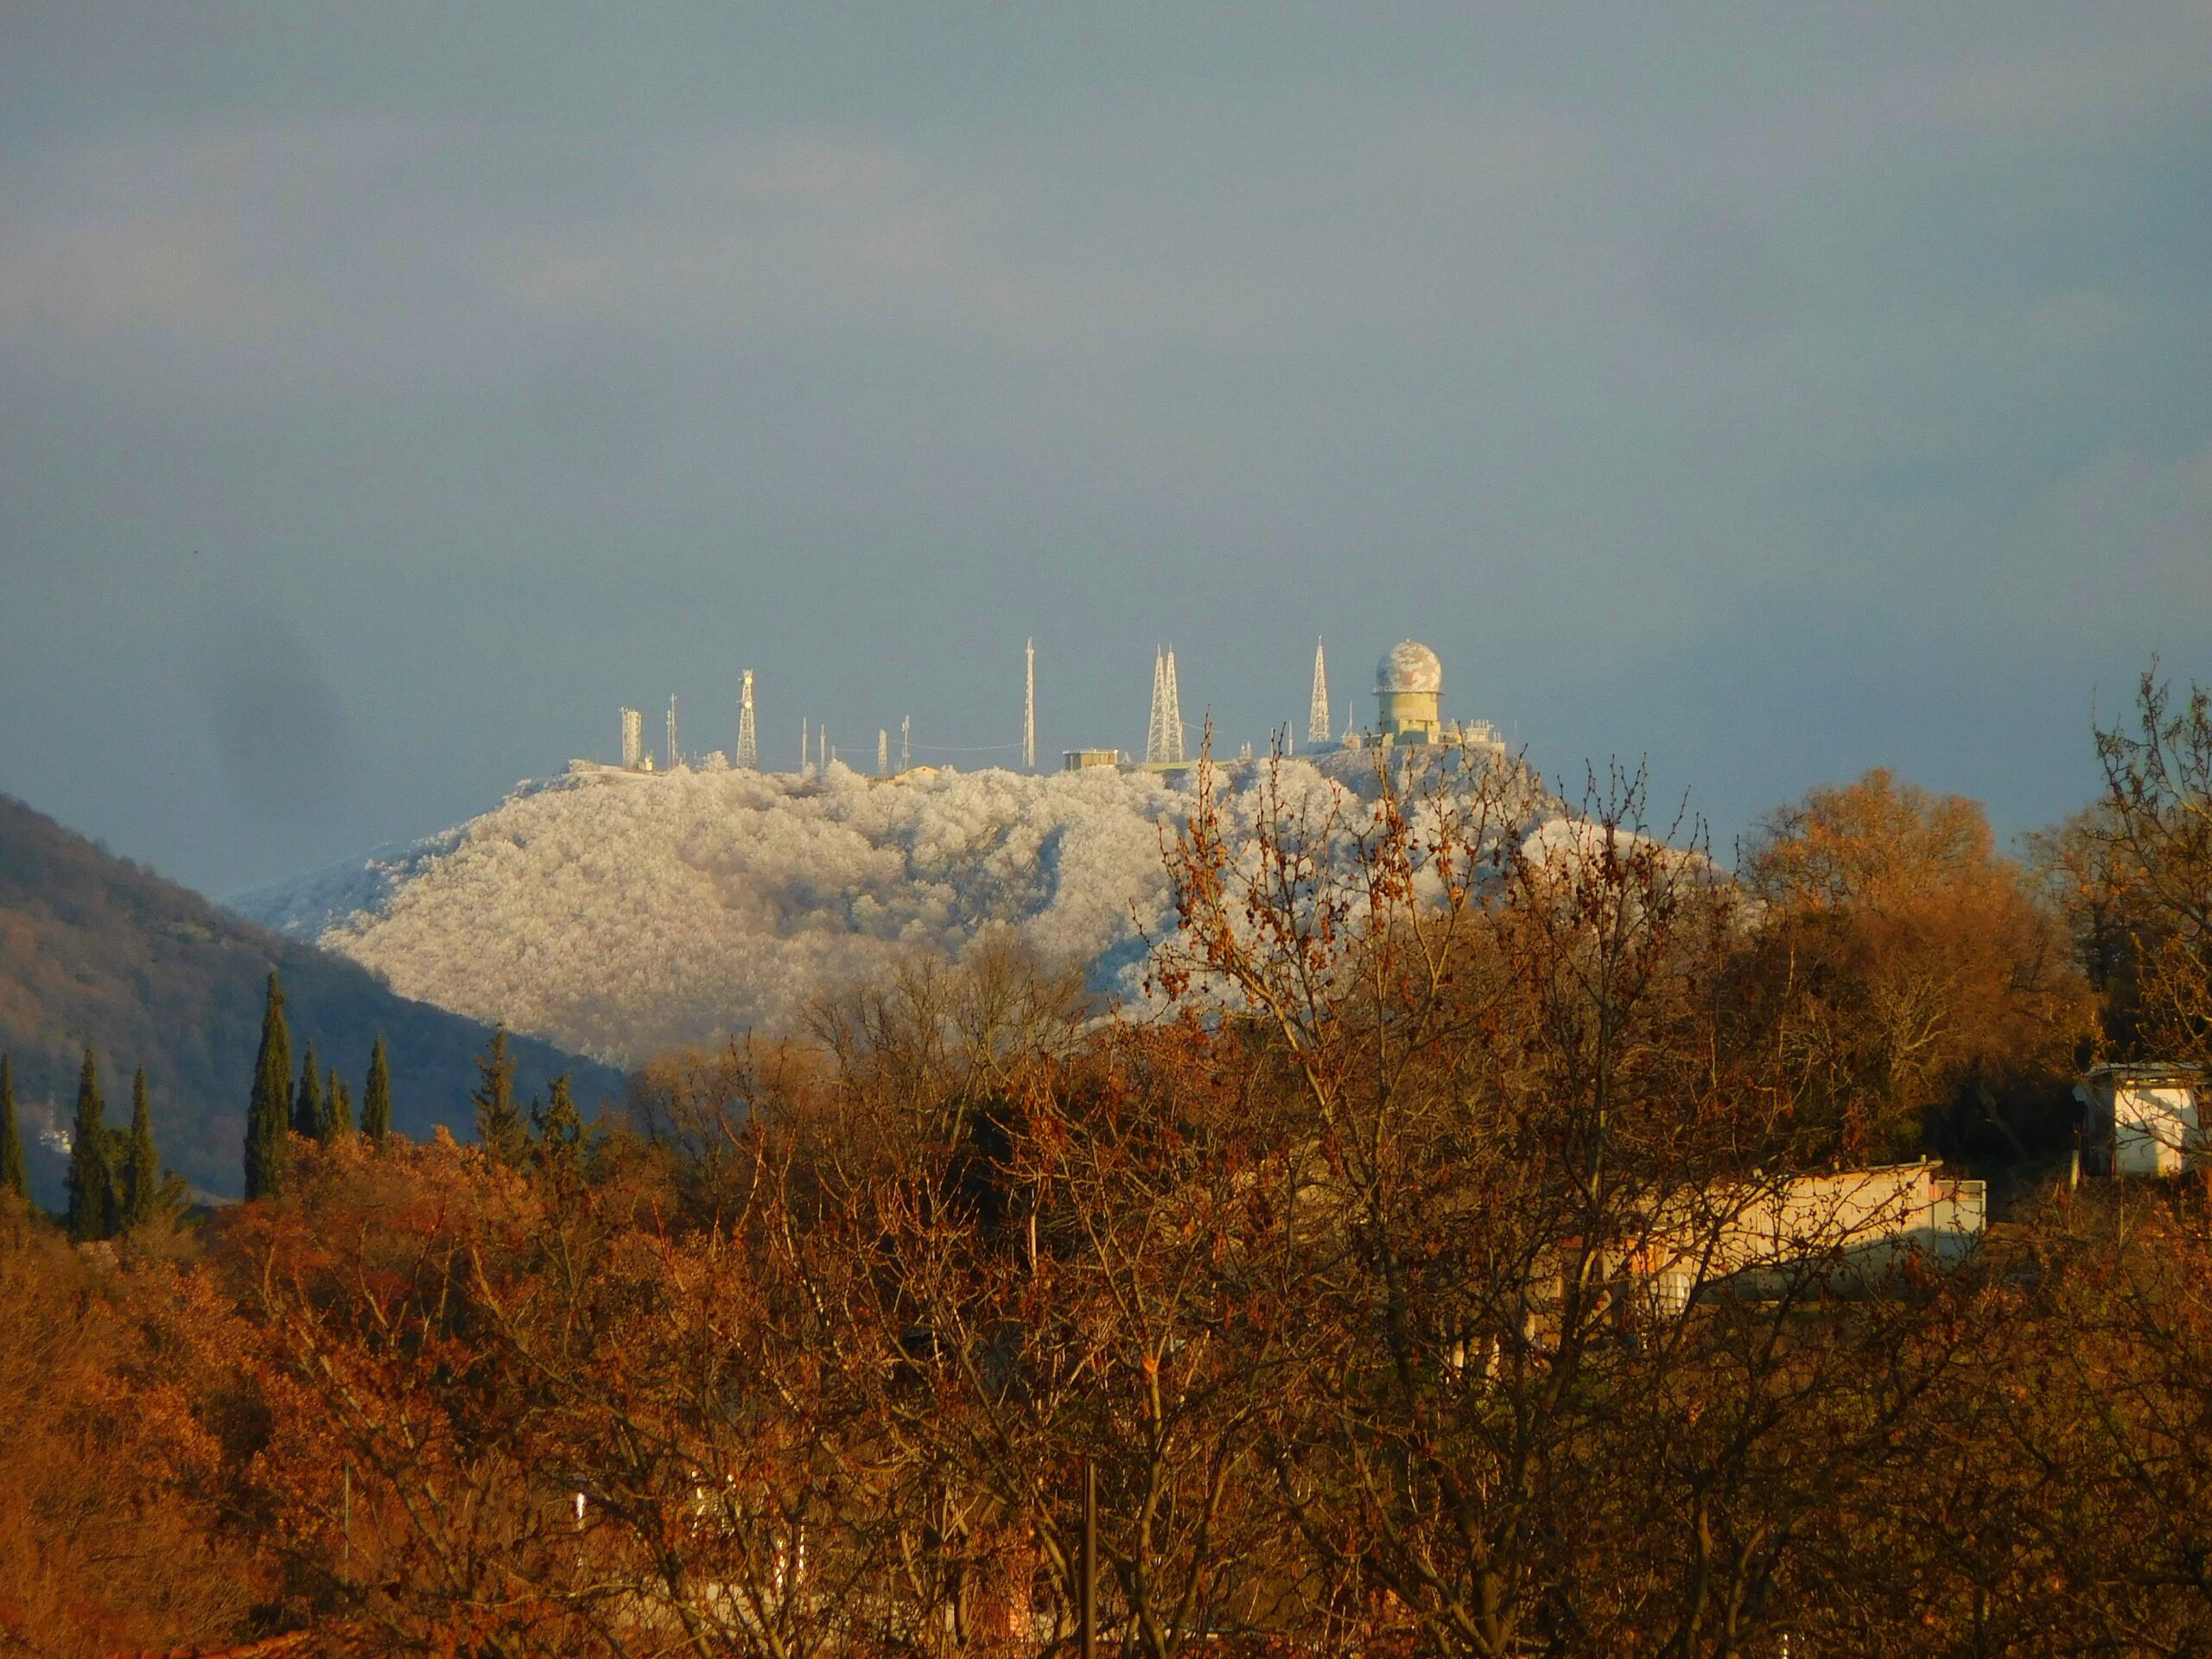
(878, 729, 889, 775)
(1309, 639, 1331, 744)
(900, 716, 911, 771)
(620, 707, 642, 770)
(1160, 647, 1185, 764)
(666, 696, 679, 770)
(1024, 639, 1036, 771)
(736, 671, 758, 769)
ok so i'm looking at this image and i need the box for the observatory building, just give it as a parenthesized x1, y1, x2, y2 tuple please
(1341, 638, 1503, 757)
(1375, 640, 1444, 744)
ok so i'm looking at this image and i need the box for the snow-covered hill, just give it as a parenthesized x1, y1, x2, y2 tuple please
(232, 751, 1553, 1063)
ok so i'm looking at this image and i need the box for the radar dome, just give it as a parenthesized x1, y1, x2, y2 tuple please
(1376, 640, 1443, 696)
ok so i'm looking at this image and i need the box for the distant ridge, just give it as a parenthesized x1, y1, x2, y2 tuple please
(0, 792, 621, 1208)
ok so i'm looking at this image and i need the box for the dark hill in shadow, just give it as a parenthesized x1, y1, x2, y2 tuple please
(0, 793, 622, 1209)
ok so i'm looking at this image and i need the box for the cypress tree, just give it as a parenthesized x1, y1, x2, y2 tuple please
(328, 1067, 353, 1139)
(532, 1072, 582, 1176)
(122, 1066, 159, 1230)
(472, 1027, 526, 1166)
(361, 1036, 392, 1148)
(292, 1044, 325, 1141)
(245, 971, 293, 1200)
(0, 1053, 25, 1200)
(66, 1046, 114, 1243)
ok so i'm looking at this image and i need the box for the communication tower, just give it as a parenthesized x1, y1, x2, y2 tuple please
(900, 716, 911, 771)
(1309, 639, 1331, 745)
(1024, 639, 1036, 771)
(666, 696, 679, 770)
(801, 717, 809, 772)
(1146, 646, 1187, 766)
(736, 671, 758, 769)
(620, 707, 643, 770)
(878, 729, 889, 775)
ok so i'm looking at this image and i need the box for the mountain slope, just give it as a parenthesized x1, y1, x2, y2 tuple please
(0, 793, 621, 1208)
(235, 750, 1554, 1063)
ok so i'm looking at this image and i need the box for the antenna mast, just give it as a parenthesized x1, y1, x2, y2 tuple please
(666, 696, 679, 770)
(1023, 638, 1036, 770)
(737, 671, 758, 769)
(1309, 638, 1331, 745)
(1146, 649, 1166, 764)
(878, 729, 889, 775)
(620, 707, 642, 770)
(1161, 646, 1185, 763)
(900, 715, 911, 771)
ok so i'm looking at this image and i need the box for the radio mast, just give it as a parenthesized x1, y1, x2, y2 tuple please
(666, 696, 679, 770)
(1023, 639, 1036, 770)
(1308, 639, 1331, 745)
(620, 707, 642, 770)
(736, 671, 758, 769)
(878, 729, 889, 775)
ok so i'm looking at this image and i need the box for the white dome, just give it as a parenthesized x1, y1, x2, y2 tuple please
(1376, 640, 1443, 696)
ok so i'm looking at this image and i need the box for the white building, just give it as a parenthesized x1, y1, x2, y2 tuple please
(2079, 1063, 2207, 1176)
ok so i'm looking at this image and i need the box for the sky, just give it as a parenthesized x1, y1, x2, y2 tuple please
(3, 4, 2209, 898)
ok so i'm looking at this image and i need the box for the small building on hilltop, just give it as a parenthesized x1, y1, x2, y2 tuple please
(2078, 1062, 2206, 1176)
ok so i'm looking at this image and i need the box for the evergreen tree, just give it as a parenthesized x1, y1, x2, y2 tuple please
(532, 1072, 583, 1178)
(361, 1036, 392, 1148)
(245, 971, 293, 1201)
(472, 1027, 526, 1166)
(292, 1044, 325, 1141)
(121, 1066, 159, 1230)
(66, 1046, 114, 1243)
(0, 1053, 24, 1200)
(328, 1068, 354, 1139)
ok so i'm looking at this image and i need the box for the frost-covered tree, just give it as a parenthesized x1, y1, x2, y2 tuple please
(0, 1052, 24, 1200)
(66, 1047, 114, 1243)
(244, 972, 293, 1200)
(361, 1036, 391, 1147)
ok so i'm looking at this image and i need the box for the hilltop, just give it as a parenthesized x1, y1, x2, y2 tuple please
(0, 793, 622, 1207)
(236, 748, 1557, 1063)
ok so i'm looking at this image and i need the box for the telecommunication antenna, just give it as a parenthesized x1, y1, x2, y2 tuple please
(900, 716, 911, 771)
(878, 729, 889, 775)
(1309, 639, 1331, 745)
(620, 707, 642, 770)
(802, 716, 809, 772)
(736, 671, 758, 769)
(1146, 649, 1166, 764)
(1161, 646, 1185, 764)
(1023, 639, 1036, 771)
(820, 728, 829, 772)
(666, 696, 679, 770)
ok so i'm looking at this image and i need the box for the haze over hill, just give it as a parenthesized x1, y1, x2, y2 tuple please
(0, 792, 621, 1208)
(235, 748, 1562, 1063)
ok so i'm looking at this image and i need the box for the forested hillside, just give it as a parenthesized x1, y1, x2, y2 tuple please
(0, 793, 621, 1206)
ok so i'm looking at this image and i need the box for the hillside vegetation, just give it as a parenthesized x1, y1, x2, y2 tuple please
(0, 793, 620, 1205)
(234, 748, 1548, 1060)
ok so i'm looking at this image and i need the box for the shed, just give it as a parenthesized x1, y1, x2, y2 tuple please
(2078, 1063, 2206, 1177)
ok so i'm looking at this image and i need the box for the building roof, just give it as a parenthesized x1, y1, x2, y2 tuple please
(1376, 639, 1443, 696)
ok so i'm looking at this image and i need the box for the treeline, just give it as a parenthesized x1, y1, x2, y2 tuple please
(0, 671, 2209, 1657)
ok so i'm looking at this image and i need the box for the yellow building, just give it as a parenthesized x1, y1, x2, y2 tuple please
(1375, 640, 1444, 744)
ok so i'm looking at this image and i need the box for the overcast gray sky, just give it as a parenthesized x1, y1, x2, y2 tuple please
(3, 4, 2208, 895)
